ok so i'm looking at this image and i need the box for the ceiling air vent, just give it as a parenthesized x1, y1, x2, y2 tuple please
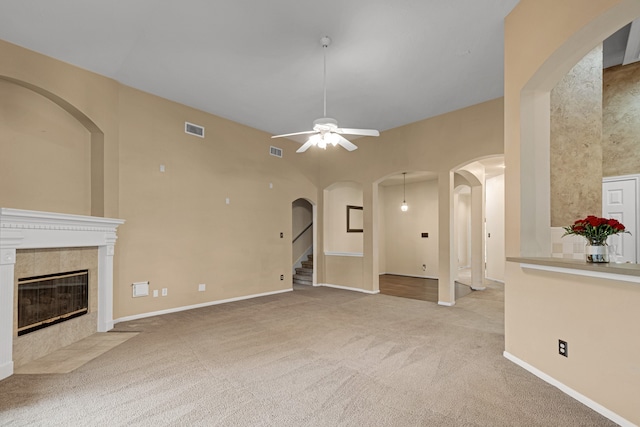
(270, 146, 283, 158)
(185, 122, 205, 138)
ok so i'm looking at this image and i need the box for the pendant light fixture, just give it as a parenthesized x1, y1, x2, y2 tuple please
(401, 172, 408, 212)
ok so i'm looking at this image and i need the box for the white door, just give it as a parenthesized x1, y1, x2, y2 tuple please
(602, 177, 637, 263)
(486, 175, 505, 281)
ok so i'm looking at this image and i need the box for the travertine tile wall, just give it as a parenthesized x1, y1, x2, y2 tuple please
(550, 45, 603, 227)
(13, 247, 98, 367)
(603, 61, 640, 178)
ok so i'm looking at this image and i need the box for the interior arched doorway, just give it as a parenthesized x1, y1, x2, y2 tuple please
(375, 171, 440, 302)
(292, 198, 316, 287)
(454, 156, 505, 288)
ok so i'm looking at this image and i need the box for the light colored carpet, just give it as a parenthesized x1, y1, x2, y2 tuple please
(0, 283, 616, 426)
(14, 332, 138, 374)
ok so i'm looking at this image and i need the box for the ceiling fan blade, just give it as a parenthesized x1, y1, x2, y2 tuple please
(272, 130, 317, 139)
(336, 128, 380, 137)
(336, 135, 358, 151)
(296, 139, 316, 153)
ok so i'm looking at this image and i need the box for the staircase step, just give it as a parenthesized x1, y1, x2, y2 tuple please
(301, 261, 313, 269)
(295, 267, 313, 274)
(294, 273, 312, 280)
(293, 277, 313, 285)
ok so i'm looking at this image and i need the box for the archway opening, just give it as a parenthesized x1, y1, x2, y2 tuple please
(292, 198, 315, 287)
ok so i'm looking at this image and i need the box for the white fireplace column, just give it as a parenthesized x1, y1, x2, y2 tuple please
(0, 208, 124, 381)
(0, 247, 17, 380)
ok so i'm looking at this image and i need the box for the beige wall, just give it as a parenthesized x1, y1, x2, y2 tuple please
(116, 85, 318, 317)
(550, 45, 603, 226)
(505, 1, 640, 424)
(0, 39, 318, 320)
(323, 182, 363, 254)
(0, 80, 92, 215)
(603, 60, 640, 177)
(455, 190, 471, 269)
(377, 186, 387, 274)
(0, 35, 504, 308)
(0, 40, 121, 218)
(313, 98, 504, 294)
(382, 180, 439, 277)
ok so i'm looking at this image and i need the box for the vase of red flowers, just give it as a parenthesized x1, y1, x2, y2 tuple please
(562, 216, 629, 263)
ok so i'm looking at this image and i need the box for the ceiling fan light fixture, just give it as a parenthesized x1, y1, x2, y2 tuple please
(271, 36, 379, 153)
(326, 132, 340, 147)
(308, 133, 324, 149)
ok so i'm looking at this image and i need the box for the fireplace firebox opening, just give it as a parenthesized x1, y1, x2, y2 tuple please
(18, 270, 89, 336)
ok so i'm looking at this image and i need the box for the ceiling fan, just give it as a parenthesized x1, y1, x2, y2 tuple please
(272, 36, 380, 153)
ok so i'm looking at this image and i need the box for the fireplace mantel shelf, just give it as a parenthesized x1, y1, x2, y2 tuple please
(0, 208, 125, 381)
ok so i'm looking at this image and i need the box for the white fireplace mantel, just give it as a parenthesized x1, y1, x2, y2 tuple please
(0, 208, 125, 381)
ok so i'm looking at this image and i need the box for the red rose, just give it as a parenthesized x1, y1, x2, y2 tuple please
(607, 219, 619, 227)
(587, 216, 601, 227)
(614, 223, 625, 231)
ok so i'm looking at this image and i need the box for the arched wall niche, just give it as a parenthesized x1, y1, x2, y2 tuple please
(0, 76, 105, 217)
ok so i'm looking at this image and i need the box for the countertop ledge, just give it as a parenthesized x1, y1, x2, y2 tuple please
(507, 257, 640, 281)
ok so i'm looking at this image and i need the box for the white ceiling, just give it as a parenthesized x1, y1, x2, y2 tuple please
(0, 0, 519, 137)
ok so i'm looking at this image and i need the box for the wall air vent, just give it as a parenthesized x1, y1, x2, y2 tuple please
(270, 146, 283, 158)
(185, 122, 205, 138)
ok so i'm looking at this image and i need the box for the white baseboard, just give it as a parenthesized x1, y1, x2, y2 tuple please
(319, 283, 380, 295)
(0, 361, 14, 381)
(503, 351, 635, 427)
(114, 288, 293, 325)
(437, 301, 455, 307)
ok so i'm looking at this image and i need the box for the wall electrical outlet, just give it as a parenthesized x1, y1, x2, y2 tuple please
(280, 274, 284, 280)
(559, 339, 568, 357)
(422, 264, 427, 271)
(198, 283, 206, 292)
(162, 288, 168, 297)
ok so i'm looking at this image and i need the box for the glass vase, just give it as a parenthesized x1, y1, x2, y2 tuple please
(585, 241, 609, 263)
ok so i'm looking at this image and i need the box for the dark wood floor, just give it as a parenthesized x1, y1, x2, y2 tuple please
(379, 274, 439, 303)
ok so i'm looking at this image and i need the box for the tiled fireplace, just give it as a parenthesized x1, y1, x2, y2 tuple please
(0, 208, 124, 380)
